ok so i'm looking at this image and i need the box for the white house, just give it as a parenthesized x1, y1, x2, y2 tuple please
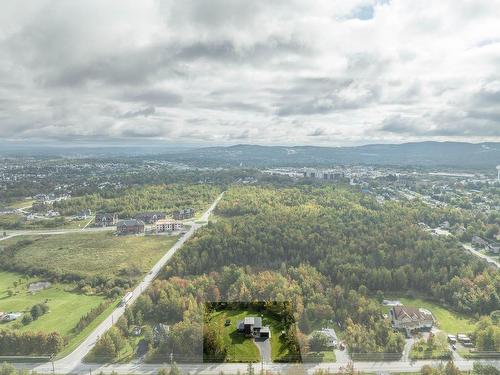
(2, 312, 22, 321)
(317, 328, 338, 348)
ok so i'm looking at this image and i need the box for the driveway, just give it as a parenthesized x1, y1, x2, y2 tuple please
(254, 338, 272, 363)
(334, 348, 350, 364)
(402, 337, 416, 361)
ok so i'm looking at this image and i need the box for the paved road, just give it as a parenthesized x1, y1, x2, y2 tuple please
(14, 358, 500, 374)
(462, 243, 499, 268)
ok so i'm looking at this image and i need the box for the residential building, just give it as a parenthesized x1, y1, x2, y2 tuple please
(34, 194, 49, 202)
(172, 208, 195, 220)
(116, 219, 145, 235)
(1, 312, 22, 321)
(94, 213, 118, 227)
(46, 210, 60, 217)
(472, 235, 489, 248)
(488, 242, 500, 254)
(153, 323, 170, 344)
(390, 306, 434, 335)
(135, 212, 166, 224)
(76, 209, 92, 220)
(237, 316, 271, 338)
(156, 219, 183, 233)
(317, 328, 338, 348)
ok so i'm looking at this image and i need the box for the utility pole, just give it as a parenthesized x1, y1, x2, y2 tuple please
(50, 353, 55, 375)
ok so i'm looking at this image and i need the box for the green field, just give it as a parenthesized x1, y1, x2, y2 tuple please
(4, 199, 35, 209)
(209, 309, 261, 362)
(0, 232, 179, 278)
(386, 296, 476, 334)
(303, 350, 336, 363)
(0, 271, 106, 337)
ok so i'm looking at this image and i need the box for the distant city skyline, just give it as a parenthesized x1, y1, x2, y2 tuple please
(1, 0, 500, 145)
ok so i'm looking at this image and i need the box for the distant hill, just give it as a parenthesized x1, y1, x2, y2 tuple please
(164, 142, 500, 168)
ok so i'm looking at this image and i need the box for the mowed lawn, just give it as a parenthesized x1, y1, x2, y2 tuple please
(1, 232, 179, 278)
(388, 296, 476, 334)
(208, 308, 293, 362)
(209, 309, 261, 362)
(0, 271, 105, 337)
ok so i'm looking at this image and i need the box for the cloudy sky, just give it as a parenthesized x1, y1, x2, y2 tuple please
(1, 0, 500, 146)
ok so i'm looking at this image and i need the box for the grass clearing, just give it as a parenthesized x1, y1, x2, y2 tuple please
(5, 199, 35, 209)
(303, 350, 336, 363)
(1, 270, 119, 358)
(209, 309, 261, 362)
(384, 295, 476, 334)
(0, 232, 179, 278)
(56, 297, 119, 359)
(0, 270, 106, 339)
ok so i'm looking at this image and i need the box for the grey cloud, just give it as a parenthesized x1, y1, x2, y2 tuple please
(120, 107, 156, 119)
(121, 90, 183, 107)
(379, 112, 500, 137)
(308, 128, 326, 137)
(228, 129, 251, 140)
(276, 80, 380, 116)
(119, 126, 170, 138)
(378, 115, 422, 134)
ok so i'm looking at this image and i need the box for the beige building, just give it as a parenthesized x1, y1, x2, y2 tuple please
(390, 306, 434, 335)
(156, 219, 183, 233)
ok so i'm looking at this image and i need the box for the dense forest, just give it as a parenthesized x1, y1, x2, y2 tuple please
(120, 184, 499, 357)
(165, 186, 500, 315)
(53, 184, 221, 218)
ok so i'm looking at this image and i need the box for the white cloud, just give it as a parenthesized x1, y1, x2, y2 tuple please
(1, 0, 500, 145)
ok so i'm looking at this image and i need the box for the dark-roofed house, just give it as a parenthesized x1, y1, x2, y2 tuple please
(172, 208, 195, 220)
(390, 306, 434, 335)
(94, 213, 118, 227)
(76, 209, 92, 220)
(472, 235, 489, 248)
(116, 219, 145, 235)
(237, 316, 271, 338)
(135, 212, 166, 224)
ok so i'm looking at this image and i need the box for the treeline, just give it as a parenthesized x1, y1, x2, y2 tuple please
(91, 327, 128, 362)
(0, 331, 63, 355)
(471, 317, 500, 351)
(74, 300, 112, 334)
(53, 184, 220, 217)
(165, 186, 499, 315)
